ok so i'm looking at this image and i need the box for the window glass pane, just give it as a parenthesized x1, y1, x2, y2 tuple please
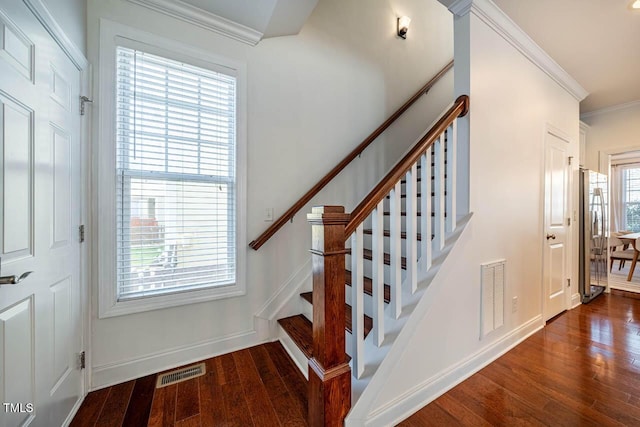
(116, 46, 236, 300)
(623, 168, 640, 232)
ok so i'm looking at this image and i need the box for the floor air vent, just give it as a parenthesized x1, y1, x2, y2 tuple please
(156, 362, 206, 388)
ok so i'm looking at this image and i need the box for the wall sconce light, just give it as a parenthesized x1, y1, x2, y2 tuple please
(397, 16, 411, 39)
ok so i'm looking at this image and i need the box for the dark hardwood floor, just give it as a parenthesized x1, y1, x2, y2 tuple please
(70, 341, 308, 427)
(72, 293, 640, 426)
(400, 293, 640, 426)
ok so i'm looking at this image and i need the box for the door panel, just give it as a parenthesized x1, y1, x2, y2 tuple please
(548, 243, 565, 297)
(0, 12, 34, 82)
(0, 2, 82, 427)
(544, 131, 570, 321)
(51, 277, 72, 392)
(0, 298, 35, 427)
(52, 126, 71, 248)
(1, 95, 33, 258)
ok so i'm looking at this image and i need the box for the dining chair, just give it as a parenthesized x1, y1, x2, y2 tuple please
(609, 231, 634, 272)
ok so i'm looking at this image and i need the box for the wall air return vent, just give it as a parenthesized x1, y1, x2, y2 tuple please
(481, 259, 506, 338)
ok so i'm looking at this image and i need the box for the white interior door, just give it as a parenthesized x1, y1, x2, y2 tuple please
(543, 130, 570, 321)
(0, 2, 82, 427)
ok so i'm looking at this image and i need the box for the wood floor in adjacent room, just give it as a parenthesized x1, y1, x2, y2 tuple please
(400, 292, 640, 426)
(72, 293, 640, 426)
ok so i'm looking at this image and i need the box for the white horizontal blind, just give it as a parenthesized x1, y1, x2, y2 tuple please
(115, 46, 237, 300)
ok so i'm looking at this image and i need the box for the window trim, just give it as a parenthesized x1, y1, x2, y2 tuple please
(96, 19, 247, 318)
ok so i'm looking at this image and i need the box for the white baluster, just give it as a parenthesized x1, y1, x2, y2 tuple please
(390, 182, 402, 319)
(434, 134, 446, 252)
(420, 152, 432, 270)
(372, 202, 385, 347)
(351, 224, 364, 378)
(406, 164, 418, 293)
(446, 123, 457, 233)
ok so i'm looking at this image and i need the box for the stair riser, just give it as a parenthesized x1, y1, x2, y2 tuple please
(345, 286, 376, 318)
(362, 234, 424, 258)
(346, 254, 407, 285)
(381, 216, 437, 233)
(302, 288, 378, 330)
(299, 308, 354, 358)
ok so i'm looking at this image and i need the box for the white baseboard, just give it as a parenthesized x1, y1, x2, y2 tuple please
(62, 395, 84, 427)
(354, 315, 544, 427)
(609, 278, 640, 294)
(571, 292, 581, 308)
(91, 329, 261, 390)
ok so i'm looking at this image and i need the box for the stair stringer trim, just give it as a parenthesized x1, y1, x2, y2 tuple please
(347, 213, 472, 412)
(254, 259, 312, 341)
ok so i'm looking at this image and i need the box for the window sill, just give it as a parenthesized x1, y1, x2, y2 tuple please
(98, 283, 245, 318)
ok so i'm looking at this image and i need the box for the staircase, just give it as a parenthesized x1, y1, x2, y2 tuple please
(277, 157, 430, 352)
(275, 96, 469, 425)
(249, 61, 469, 427)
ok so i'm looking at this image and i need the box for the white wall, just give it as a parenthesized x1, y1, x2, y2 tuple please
(582, 103, 640, 172)
(43, 0, 86, 52)
(349, 4, 580, 424)
(87, 0, 455, 388)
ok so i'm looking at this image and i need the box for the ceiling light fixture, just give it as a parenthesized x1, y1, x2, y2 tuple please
(632, 0, 640, 9)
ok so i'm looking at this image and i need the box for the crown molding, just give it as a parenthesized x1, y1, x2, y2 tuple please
(126, 0, 263, 46)
(449, 0, 588, 102)
(23, 0, 89, 70)
(580, 100, 640, 120)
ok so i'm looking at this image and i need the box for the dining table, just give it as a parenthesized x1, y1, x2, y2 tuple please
(618, 232, 640, 281)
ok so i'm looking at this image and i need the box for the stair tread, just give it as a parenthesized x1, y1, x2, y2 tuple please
(400, 174, 447, 184)
(345, 269, 391, 303)
(385, 192, 447, 199)
(382, 211, 422, 216)
(362, 229, 422, 241)
(300, 292, 373, 338)
(383, 211, 447, 218)
(278, 315, 313, 360)
(362, 248, 407, 269)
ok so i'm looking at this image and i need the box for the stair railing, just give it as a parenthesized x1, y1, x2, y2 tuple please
(306, 95, 469, 426)
(249, 60, 454, 250)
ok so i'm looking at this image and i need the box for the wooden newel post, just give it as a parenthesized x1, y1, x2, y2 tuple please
(306, 206, 352, 426)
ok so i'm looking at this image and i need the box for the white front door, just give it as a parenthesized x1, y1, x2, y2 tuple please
(0, 2, 83, 427)
(543, 130, 570, 321)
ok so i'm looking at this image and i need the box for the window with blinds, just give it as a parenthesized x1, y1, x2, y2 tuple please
(623, 168, 640, 232)
(115, 45, 237, 300)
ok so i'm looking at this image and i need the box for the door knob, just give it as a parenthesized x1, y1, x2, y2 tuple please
(546, 234, 556, 240)
(0, 271, 33, 285)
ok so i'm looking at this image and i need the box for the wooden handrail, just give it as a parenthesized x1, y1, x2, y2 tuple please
(345, 95, 469, 236)
(249, 60, 454, 250)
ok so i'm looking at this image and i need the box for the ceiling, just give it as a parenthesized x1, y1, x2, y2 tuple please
(490, 0, 640, 113)
(180, 0, 318, 38)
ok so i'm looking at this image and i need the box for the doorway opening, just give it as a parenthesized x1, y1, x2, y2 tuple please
(606, 150, 640, 293)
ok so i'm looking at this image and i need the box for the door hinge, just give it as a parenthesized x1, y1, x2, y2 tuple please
(80, 96, 93, 116)
(567, 278, 571, 288)
(568, 156, 573, 165)
(79, 351, 86, 370)
(79, 225, 85, 243)
(567, 217, 571, 226)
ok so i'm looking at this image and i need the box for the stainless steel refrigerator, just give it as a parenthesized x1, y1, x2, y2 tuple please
(579, 168, 607, 303)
